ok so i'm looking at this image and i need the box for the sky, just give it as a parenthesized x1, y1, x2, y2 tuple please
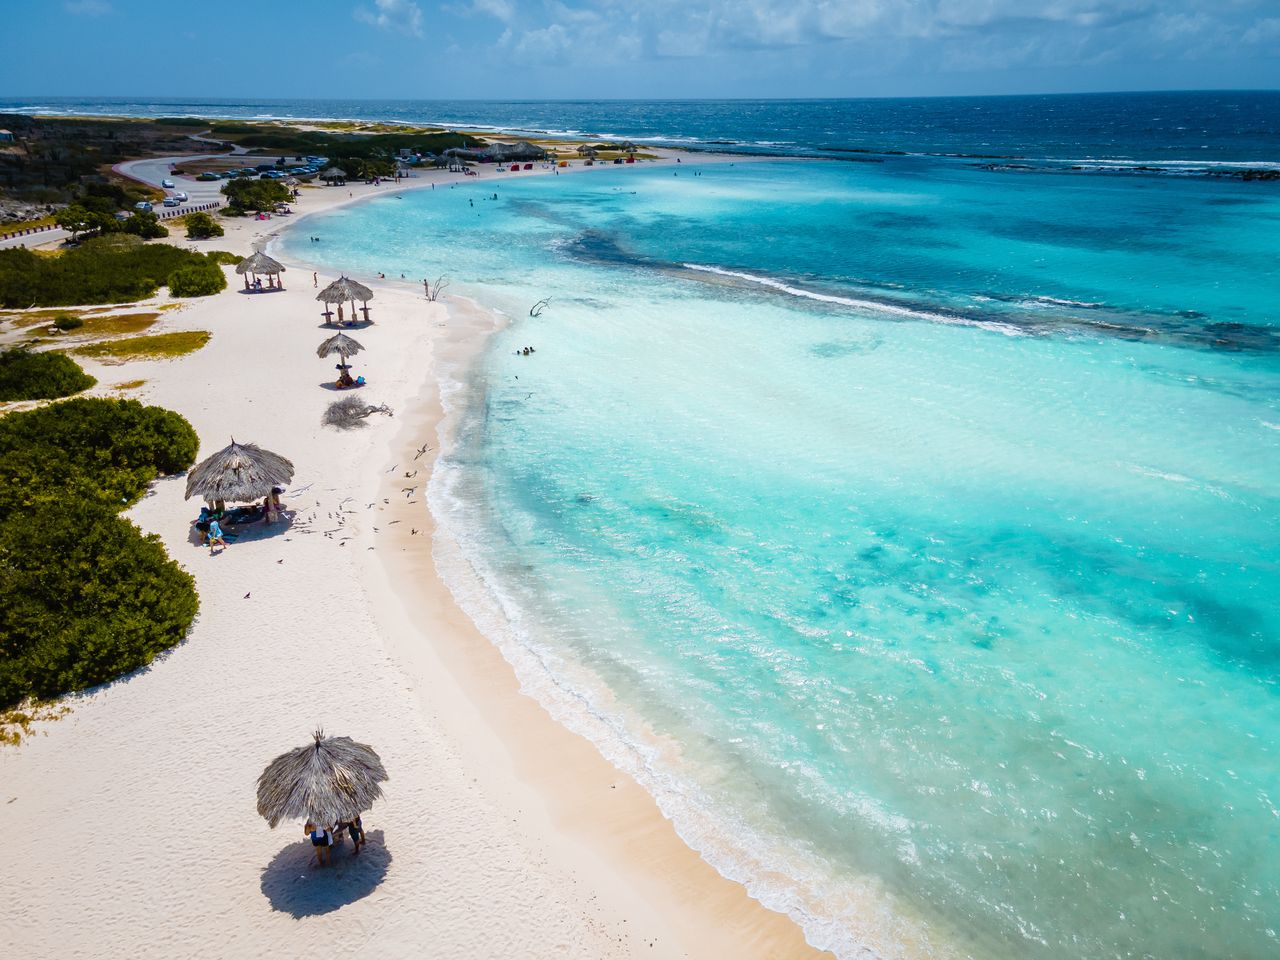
(2, 0, 1277, 99)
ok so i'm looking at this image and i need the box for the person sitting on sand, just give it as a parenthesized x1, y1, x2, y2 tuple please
(195, 506, 212, 544)
(337, 369, 356, 389)
(207, 518, 227, 554)
(304, 822, 334, 867)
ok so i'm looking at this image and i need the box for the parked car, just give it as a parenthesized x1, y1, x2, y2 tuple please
(161, 178, 175, 188)
(134, 201, 153, 212)
(197, 172, 219, 181)
(162, 197, 181, 207)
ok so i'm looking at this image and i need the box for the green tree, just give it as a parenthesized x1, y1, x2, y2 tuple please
(220, 177, 290, 212)
(0, 349, 96, 402)
(121, 211, 168, 239)
(185, 211, 224, 239)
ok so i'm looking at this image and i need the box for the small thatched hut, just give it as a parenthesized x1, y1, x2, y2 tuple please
(317, 276, 374, 325)
(316, 332, 365, 362)
(256, 729, 389, 829)
(184, 440, 294, 509)
(235, 251, 286, 291)
(320, 167, 347, 186)
(576, 144, 598, 158)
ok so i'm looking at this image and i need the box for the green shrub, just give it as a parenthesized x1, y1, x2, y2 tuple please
(0, 396, 199, 515)
(221, 177, 290, 212)
(0, 235, 223, 307)
(0, 397, 200, 708)
(121, 211, 168, 240)
(205, 250, 240, 266)
(0, 348, 96, 401)
(54, 314, 84, 331)
(0, 503, 198, 707)
(185, 211, 224, 239)
(168, 263, 226, 297)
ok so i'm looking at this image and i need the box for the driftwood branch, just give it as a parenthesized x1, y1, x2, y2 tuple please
(322, 397, 394, 431)
(425, 276, 450, 302)
(530, 298, 550, 317)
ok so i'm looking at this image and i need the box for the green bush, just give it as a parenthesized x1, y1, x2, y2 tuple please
(205, 250, 240, 266)
(185, 211, 224, 239)
(0, 235, 220, 307)
(0, 503, 198, 707)
(0, 397, 200, 708)
(121, 211, 168, 240)
(0, 348, 96, 401)
(54, 314, 84, 331)
(0, 396, 198, 514)
(221, 177, 289, 212)
(168, 262, 226, 297)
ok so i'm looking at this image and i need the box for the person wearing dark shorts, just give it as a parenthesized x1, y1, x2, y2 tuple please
(304, 821, 333, 866)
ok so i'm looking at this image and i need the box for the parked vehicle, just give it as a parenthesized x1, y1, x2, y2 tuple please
(162, 197, 181, 207)
(134, 201, 153, 212)
(173, 191, 188, 201)
(161, 178, 175, 188)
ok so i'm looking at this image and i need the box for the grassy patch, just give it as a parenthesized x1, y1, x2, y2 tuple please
(0, 214, 58, 235)
(74, 330, 210, 362)
(112, 379, 147, 391)
(78, 311, 161, 337)
(1, 309, 86, 329)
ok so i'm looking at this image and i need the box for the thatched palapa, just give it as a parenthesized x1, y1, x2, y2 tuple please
(184, 439, 295, 503)
(235, 251, 286, 291)
(317, 332, 365, 361)
(256, 729, 389, 828)
(317, 276, 375, 325)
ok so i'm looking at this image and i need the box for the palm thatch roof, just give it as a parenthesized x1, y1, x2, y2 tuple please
(317, 276, 374, 305)
(184, 440, 295, 503)
(317, 332, 365, 360)
(235, 251, 285, 276)
(321, 166, 347, 179)
(256, 729, 389, 828)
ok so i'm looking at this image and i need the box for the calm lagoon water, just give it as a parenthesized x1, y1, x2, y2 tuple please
(282, 157, 1280, 960)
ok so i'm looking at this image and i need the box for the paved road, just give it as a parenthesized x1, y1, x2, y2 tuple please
(0, 144, 236, 250)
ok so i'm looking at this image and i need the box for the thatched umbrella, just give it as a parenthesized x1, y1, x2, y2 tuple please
(256, 729, 388, 829)
(317, 276, 374, 325)
(320, 166, 347, 185)
(184, 439, 294, 509)
(317, 332, 365, 362)
(235, 251, 286, 291)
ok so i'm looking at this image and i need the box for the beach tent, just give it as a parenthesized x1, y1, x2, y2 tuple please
(235, 251, 286, 291)
(184, 439, 294, 509)
(320, 167, 347, 186)
(256, 729, 388, 829)
(317, 276, 374, 325)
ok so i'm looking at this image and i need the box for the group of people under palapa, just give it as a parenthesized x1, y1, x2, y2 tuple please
(194, 487, 285, 554)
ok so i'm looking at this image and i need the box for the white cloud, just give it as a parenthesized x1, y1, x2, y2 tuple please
(472, 0, 515, 21)
(354, 0, 424, 37)
(64, 0, 112, 15)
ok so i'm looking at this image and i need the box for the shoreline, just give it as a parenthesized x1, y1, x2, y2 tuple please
(1, 149, 829, 959)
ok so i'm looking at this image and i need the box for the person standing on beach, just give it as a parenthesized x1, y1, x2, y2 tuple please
(305, 822, 333, 867)
(207, 518, 227, 555)
(313, 272, 317, 287)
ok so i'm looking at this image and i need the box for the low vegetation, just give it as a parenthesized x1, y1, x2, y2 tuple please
(168, 262, 227, 297)
(185, 211, 224, 239)
(204, 250, 241, 266)
(0, 234, 225, 307)
(74, 330, 210, 362)
(0, 397, 200, 709)
(221, 177, 291, 214)
(0, 348, 96, 401)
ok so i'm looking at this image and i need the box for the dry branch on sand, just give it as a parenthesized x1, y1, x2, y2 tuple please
(322, 396, 393, 430)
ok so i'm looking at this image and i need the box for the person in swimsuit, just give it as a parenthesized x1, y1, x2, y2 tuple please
(207, 518, 227, 554)
(304, 821, 334, 866)
(342, 815, 365, 855)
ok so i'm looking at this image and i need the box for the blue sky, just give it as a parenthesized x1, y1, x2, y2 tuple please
(4, 0, 1278, 99)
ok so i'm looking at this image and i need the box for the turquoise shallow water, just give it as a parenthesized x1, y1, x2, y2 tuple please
(284, 160, 1280, 960)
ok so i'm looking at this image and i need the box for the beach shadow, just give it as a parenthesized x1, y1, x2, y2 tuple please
(260, 830, 391, 918)
(318, 319, 375, 330)
(318, 381, 370, 392)
(185, 511, 297, 548)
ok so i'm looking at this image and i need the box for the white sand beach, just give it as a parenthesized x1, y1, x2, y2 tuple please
(0, 157, 826, 959)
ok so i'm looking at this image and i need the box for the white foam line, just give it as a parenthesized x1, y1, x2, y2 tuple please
(683, 263, 1025, 337)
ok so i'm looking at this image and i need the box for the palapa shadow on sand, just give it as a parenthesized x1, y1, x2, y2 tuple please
(185, 512, 297, 548)
(260, 830, 391, 918)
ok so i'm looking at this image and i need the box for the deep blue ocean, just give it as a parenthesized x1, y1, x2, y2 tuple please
(2, 92, 1278, 169)
(18, 93, 1277, 958)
